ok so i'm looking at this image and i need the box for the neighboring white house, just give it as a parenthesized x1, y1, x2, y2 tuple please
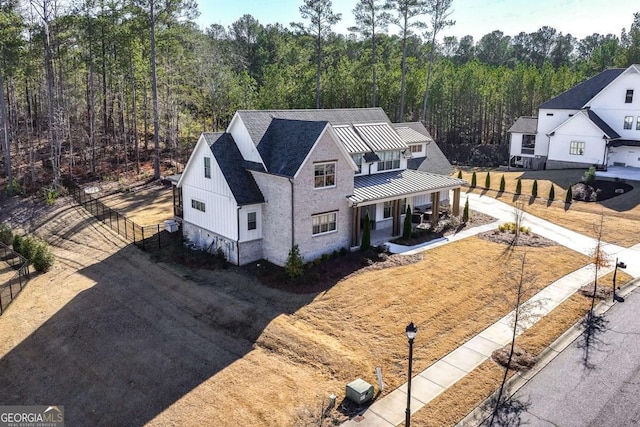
(175, 108, 464, 266)
(509, 64, 640, 170)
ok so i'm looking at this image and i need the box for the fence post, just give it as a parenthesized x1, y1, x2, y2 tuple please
(142, 227, 145, 251)
(125, 218, 128, 240)
(117, 213, 120, 235)
(0, 292, 3, 315)
(158, 224, 161, 249)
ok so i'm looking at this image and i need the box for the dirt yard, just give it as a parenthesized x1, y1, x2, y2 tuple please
(0, 191, 594, 426)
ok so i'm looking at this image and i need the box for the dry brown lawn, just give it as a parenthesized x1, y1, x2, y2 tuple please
(457, 169, 640, 247)
(99, 185, 174, 226)
(408, 270, 633, 427)
(0, 195, 593, 426)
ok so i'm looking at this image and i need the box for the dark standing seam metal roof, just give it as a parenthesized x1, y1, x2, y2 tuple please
(348, 170, 465, 204)
(203, 132, 265, 206)
(539, 68, 625, 110)
(256, 118, 328, 177)
(586, 109, 620, 139)
(394, 122, 454, 176)
(237, 108, 391, 146)
(508, 116, 538, 134)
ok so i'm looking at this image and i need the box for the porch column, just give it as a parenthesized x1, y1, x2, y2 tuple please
(431, 192, 440, 227)
(352, 206, 361, 246)
(392, 199, 401, 236)
(452, 188, 461, 216)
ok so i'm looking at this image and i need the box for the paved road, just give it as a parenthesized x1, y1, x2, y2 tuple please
(511, 286, 640, 426)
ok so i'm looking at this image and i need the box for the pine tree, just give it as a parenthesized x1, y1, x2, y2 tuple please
(462, 197, 469, 223)
(515, 179, 522, 195)
(532, 180, 538, 197)
(499, 175, 506, 192)
(548, 184, 555, 200)
(471, 171, 477, 188)
(403, 205, 412, 238)
(285, 244, 304, 278)
(565, 183, 573, 203)
(485, 171, 491, 189)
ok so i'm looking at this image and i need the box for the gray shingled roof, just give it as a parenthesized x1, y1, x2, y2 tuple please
(237, 108, 391, 145)
(348, 169, 464, 204)
(395, 125, 433, 143)
(540, 68, 625, 110)
(394, 122, 454, 176)
(257, 118, 328, 177)
(203, 132, 265, 205)
(508, 116, 538, 134)
(586, 109, 620, 139)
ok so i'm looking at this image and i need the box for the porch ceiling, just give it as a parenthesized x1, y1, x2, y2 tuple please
(348, 170, 465, 205)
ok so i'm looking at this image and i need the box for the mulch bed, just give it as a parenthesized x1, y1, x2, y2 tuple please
(478, 229, 557, 247)
(492, 345, 537, 370)
(572, 180, 633, 202)
(392, 210, 496, 246)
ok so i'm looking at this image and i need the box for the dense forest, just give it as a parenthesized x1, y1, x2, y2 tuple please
(1, 0, 640, 191)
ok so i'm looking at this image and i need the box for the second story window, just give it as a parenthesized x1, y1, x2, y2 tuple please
(409, 144, 421, 153)
(626, 89, 634, 103)
(314, 162, 336, 188)
(377, 151, 401, 171)
(624, 116, 633, 130)
(204, 156, 211, 178)
(351, 154, 363, 174)
(247, 212, 257, 230)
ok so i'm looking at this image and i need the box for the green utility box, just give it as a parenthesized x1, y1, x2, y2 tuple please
(346, 378, 374, 405)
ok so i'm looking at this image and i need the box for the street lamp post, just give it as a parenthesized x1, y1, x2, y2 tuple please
(405, 321, 418, 427)
(613, 258, 627, 303)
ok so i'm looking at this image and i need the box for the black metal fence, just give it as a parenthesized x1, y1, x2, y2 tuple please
(0, 242, 31, 315)
(69, 187, 177, 251)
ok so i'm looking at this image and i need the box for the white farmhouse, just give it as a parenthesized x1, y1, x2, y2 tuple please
(509, 64, 640, 170)
(173, 108, 464, 266)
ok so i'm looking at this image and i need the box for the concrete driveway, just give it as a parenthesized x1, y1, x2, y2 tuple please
(597, 166, 640, 181)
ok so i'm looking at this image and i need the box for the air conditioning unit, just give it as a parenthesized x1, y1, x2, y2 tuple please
(345, 378, 374, 405)
(164, 220, 179, 233)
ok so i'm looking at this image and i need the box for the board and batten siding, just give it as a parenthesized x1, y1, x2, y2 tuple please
(180, 137, 238, 241)
(239, 204, 262, 242)
(228, 114, 263, 164)
(586, 70, 640, 139)
(547, 114, 607, 166)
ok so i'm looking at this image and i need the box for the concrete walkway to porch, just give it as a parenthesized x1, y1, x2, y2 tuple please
(342, 193, 640, 427)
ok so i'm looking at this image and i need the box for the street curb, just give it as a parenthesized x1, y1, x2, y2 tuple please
(456, 276, 640, 427)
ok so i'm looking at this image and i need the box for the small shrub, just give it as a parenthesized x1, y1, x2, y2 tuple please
(7, 178, 22, 195)
(462, 197, 470, 223)
(361, 211, 371, 251)
(32, 242, 55, 272)
(314, 258, 322, 266)
(339, 247, 348, 256)
(470, 171, 477, 188)
(484, 172, 491, 189)
(515, 179, 522, 195)
(457, 169, 463, 179)
(44, 187, 59, 205)
(0, 223, 13, 245)
(403, 205, 412, 239)
(565, 183, 573, 203)
(12, 234, 22, 253)
(285, 245, 304, 279)
(331, 250, 338, 258)
(531, 180, 538, 198)
(548, 184, 555, 200)
(321, 253, 330, 262)
(499, 175, 505, 192)
(16, 235, 39, 261)
(583, 166, 596, 184)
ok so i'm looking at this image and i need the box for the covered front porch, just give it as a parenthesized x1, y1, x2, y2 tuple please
(348, 170, 465, 247)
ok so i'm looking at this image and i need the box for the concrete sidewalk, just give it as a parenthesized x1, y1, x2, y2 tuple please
(343, 193, 640, 427)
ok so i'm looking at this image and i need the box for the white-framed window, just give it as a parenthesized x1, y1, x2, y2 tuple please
(409, 144, 421, 153)
(400, 198, 407, 215)
(383, 201, 393, 218)
(636, 116, 640, 130)
(521, 134, 536, 155)
(377, 151, 401, 171)
(314, 162, 336, 188)
(351, 154, 363, 174)
(569, 141, 585, 156)
(624, 116, 633, 130)
(312, 211, 337, 235)
(247, 212, 257, 230)
(204, 156, 211, 178)
(191, 199, 206, 212)
(626, 89, 634, 103)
